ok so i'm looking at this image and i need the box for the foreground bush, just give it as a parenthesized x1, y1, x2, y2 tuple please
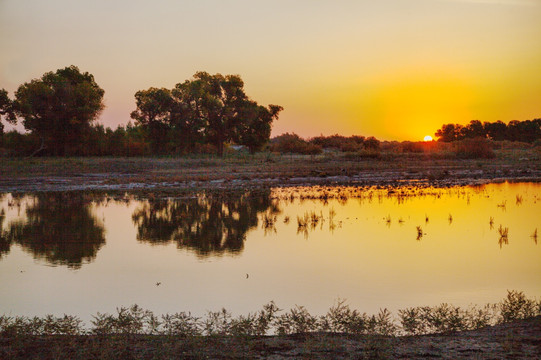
(0, 291, 539, 337)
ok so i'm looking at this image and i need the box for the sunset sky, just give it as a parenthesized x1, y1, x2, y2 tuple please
(1, 0, 540, 141)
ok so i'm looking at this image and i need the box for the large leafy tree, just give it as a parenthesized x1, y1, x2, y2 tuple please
(0, 89, 16, 135)
(235, 101, 282, 154)
(14, 65, 104, 156)
(174, 72, 282, 156)
(130, 87, 173, 153)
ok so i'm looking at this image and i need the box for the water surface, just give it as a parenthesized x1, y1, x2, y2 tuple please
(0, 182, 539, 321)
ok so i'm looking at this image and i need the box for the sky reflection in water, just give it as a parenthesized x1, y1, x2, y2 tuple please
(0, 182, 539, 321)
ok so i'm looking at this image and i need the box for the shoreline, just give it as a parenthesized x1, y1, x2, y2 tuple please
(1, 154, 540, 193)
(1, 317, 540, 359)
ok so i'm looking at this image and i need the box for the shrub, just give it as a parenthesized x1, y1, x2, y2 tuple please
(454, 137, 495, 159)
(400, 141, 424, 153)
(499, 290, 538, 323)
(363, 136, 380, 151)
(269, 133, 322, 155)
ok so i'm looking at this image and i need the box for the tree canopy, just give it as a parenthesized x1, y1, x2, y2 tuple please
(435, 119, 541, 143)
(14, 65, 105, 155)
(0, 89, 16, 135)
(131, 72, 283, 156)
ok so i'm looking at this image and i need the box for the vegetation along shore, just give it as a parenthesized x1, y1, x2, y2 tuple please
(1, 291, 540, 359)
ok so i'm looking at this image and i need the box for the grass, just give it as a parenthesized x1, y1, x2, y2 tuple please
(1, 291, 538, 338)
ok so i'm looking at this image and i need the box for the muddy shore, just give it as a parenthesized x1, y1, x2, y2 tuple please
(1, 317, 540, 359)
(1, 154, 540, 193)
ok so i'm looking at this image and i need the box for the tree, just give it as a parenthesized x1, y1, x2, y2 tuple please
(435, 123, 464, 142)
(0, 89, 16, 136)
(235, 101, 282, 154)
(130, 87, 174, 153)
(483, 121, 507, 141)
(14, 65, 104, 156)
(174, 72, 282, 156)
(461, 120, 485, 139)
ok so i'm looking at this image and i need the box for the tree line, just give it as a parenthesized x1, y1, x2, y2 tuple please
(2, 65, 540, 157)
(435, 119, 541, 143)
(0, 66, 282, 156)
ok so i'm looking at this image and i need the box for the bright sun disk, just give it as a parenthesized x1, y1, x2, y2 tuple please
(424, 135, 433, 142)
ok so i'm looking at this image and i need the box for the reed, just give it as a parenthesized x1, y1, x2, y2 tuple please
(498, 225, 509, 248)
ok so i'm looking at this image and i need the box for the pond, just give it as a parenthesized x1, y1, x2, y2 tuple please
(0, 182, 539, 321)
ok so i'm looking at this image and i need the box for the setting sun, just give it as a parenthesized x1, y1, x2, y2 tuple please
(424, 135, 433, 142)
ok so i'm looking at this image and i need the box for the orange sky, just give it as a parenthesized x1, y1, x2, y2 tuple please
(1, 0, 540, 141)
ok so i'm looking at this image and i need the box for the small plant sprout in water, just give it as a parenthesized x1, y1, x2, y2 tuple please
(515, 194, 523, 205)
(532, 228, 538, 244)
(448, 214, 453, 225)
(425, 214, 429, 224)
(416, 226, 423, 241)
(497, 200, 507, 211)
(489, 216, 494, 230)
(498, 225, 509, 248)
(328, 207, 337, 233)
(398, 217, 405, 225)
(385, 214, 391, 227)
(262, 212, 277, 235)
(283, 216, 290, 224)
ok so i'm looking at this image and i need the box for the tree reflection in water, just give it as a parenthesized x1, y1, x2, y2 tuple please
(0, 204, 10, 259)
(4, 193, 105, 269)
(132, 190, 280, 258)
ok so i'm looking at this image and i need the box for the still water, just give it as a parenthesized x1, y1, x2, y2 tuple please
(0, 182, 540, 321)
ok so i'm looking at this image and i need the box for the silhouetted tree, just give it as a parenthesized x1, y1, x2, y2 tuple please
(6, 194, 106, 268)
(14, 65, 104, 156)
(172, 72, 282, 156)
(0, 89, 16, 136)
(483, 121, 507, 141)
(130, 87, 174, 153)
(435, 123, 464, 142)
(235, 101, 283, 154)
(461, 120, 485, 139)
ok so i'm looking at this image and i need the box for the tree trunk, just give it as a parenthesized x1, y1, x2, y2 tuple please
(28, 136, 46, 158)
(217, 141, 224, 157)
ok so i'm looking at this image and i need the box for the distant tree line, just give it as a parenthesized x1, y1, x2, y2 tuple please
(0, 66, 282, 157)
(269, 133, 381, 155)
(435, 119, 541, 143)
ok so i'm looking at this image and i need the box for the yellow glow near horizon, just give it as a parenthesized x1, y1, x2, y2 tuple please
(1, 0, 540, 141)
(424, 135, 433, 142)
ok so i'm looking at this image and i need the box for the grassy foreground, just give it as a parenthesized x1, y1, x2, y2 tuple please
(1, 291, 540, 359)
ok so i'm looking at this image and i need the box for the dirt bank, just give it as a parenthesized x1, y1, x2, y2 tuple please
(1, 317, 539, 359)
